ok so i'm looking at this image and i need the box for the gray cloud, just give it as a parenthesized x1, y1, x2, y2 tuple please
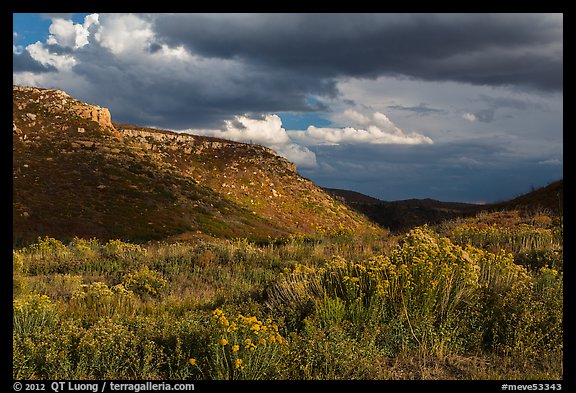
(13, 50, 56, 73)
(387, 103, 446, 116)
(153, 13, 562, 91)
(472, 109, 495, 123)
(14, 13, 562, 129)
(301, 140, 562, 202)
(463, 92, 553, 123)
(476, 94, 551, 112)
(71, 62, 339, 129)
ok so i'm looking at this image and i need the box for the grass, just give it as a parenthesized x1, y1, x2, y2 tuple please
(12, 210, 563, 380)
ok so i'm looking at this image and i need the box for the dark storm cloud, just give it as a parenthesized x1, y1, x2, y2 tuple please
(36, 18, 338, 130)
(70, 46, 339, 129)
(301, 140, 562, 202)
(476, 94, 550, 111)
(13, 50, 56, 73)
(152, 13, 562, 91)
(472, 109, 495, 123)
(387, 103, 446, 116)
(14, 13, 561, 129)
(465, 93, 551, 123)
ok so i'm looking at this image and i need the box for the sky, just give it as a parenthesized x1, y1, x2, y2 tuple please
(13, 13, 563, 203)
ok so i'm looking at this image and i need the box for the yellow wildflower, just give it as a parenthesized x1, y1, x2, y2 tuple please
(220, 338, 228, 346)
(188, 358, 197, 366)
(219, 316, 230, 327)
(232, 345, 240, 352)
(551, 268, 559, 276)
(235, 358, 243, 369)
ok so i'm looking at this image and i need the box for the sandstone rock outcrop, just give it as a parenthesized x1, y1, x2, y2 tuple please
(14, 85, 117, 133)
(71, 105, 113, 128)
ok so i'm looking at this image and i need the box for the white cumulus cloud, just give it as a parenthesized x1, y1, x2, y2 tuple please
(26, 41, 77, 71)
(46, 14, 99, 49)
(94, 13, 154, 56)
(291, 110, 433, 145)
(274, 143, 318, 169)
(462, 112, 478, 122)
(187, 114, 318, 169)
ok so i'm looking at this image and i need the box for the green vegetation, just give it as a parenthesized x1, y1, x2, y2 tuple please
(13, 209, 563, 380)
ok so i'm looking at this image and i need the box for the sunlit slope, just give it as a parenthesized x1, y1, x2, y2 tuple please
(13, 86, 383, 245)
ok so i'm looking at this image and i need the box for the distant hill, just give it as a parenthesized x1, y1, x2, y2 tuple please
(13, 86, 383, 245)
(488, 180, 563, 215)
(323, 188, 483, 232)
(324, 181, 563, 232)
(323, 188, 382, 205)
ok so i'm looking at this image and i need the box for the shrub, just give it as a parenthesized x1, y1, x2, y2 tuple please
(267, 226, 562, 364)
(69, 281, 136, 321)
(449, 223, 558, 254)
(16, 237, 71, 274)
(12, 223, 562, 380)
(203, 308, 288, 380)
(75, 318, 162, 379)
(13, 293, 57, 336)
(122, 266, 168, 298)
(68, 237, 101, 260)
(285, 318, 383, 379)
(13, 319, 84, 379)
(103, 239, 147, 262)
(478, 265, 562, 364)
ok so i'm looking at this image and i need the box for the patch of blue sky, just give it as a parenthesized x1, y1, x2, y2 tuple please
(13, 13, 90, 46)
(278, 112, 331, 131)
(13, 14, 51, 46)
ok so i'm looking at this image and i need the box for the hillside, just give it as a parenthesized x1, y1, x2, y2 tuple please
(324, 188, 483, 232)
(13, 86, 383, 245)
(323, 188, 382, 205)
(324, 179, 563, 232)
(488, 180, 563, 214)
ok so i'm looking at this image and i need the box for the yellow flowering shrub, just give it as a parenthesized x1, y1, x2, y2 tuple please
(13, 250, 24, 273)
(449, 222, 558, 254)
(122, 265, 167, 298)
(271, 225, 560, 358)
(68, 237, 101, 260)
(206, 308, 287, 379)
(69, 282, 136, 320)
(477, 262, 563, 361)
(16, 237, 71, 274)
(75, 318, 161, 379)
(103, 239, 147, 260)
(25, 236, 68, 256)
(13, 293, 56, 336)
